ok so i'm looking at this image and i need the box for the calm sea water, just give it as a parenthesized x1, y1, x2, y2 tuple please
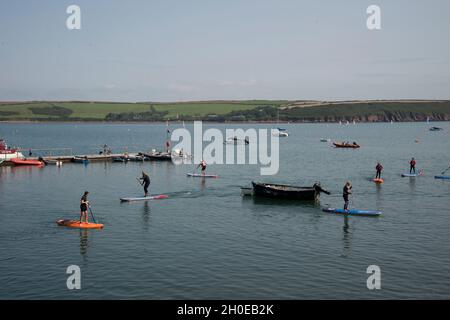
(0, 122, 449, 299)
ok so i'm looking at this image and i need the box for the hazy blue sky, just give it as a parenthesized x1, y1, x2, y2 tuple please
(0, 0, 449, 101)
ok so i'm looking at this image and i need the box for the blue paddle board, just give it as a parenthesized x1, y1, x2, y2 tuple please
(401, 173, 422, 177)
(435, 175, 450, 180)
(322, 208, 382, 216)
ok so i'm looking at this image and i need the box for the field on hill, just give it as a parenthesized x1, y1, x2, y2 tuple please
(1, 100, 450, 122)
(0, 101, 288, 120)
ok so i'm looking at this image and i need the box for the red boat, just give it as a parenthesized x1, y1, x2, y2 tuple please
(0, 139, 24, 160)
(10, 158, 44, 166)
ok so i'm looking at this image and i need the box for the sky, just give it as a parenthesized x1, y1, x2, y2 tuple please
(0, 0, 449, 102)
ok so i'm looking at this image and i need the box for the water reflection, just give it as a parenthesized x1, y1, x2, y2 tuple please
(142, 202, 151, 231)
(409, 177, 416, 193)
(79, 229, 89, 258)
(341, 216, 352, 258)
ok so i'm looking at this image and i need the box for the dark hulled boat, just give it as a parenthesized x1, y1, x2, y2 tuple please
(251, 181, 330, 201)
(141, 152, 172, 161)
(333, 142, 360, 148)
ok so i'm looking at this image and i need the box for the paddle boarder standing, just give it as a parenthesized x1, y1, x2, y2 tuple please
(343, 182, 352, 211)
(139, 171, 151, 197)
(80, 191, 89, 223)
(197, 160, 207, 176)
(410, 158, 416, 174)
(375, 162, 383, 179)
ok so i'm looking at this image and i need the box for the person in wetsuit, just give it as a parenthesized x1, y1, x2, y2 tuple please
(410, 157, 416, 174)
(197, 160, 207, 175)
(375, 162, 383, 179)
(139, 171, 151, 197)
(80, 191, 89, 223)
(343, 182, 352, 211)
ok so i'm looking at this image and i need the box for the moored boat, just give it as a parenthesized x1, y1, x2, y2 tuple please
(251, 181, 330, 201)
(10, 158, 44, 166)
(333, 141, 360, 148)
(71, 156, 89, 164)
(0, 138, 24, 160)
(224, 137, 250, 145)
(142, 151, 172, 161)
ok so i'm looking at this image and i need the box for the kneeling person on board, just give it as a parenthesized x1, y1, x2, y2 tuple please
(410, 158, 416, 174)
(139, 171, 151, 197)
(80, 191, 89, 223)
(197, 160, 207, 175)
(375, 162, 383, 179)
(343, 182, 352, 211)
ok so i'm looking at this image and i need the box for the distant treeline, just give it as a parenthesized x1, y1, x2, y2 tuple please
(2, 100, 450, 122)
(105, 106, 168, 121)
(104, 101, 450, 122)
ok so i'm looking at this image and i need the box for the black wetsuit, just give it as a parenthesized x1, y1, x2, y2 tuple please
(141, 174, 150, 194)
(410, 160, 416, 174)
(343, 185, 352, 210)
(376, 164, 383, 179)
(80, 194, 88, 212)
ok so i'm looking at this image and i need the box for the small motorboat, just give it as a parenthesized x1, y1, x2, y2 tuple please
(429, 127, 443, 131)
(45, 159, 63, 166)
(142, 151, 172, 161)
(10, 158, 44, 166)
(272, 129, 289, 138)
(224, 137, 250, 145)
(71, 157, 89, 164)
(333, 141, 360, 148)
(128, 155, 146, 162)
(251, 181, 330, 201)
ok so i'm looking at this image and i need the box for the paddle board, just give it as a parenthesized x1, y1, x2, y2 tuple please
(401, 173, 422, 177)
(322, 208, 382, 216)
(186, 173, 218, 178)
(435, 175, 450, 180)
(120, 194, 169, 202)
(373, 178, 384, 183)
(56, 219, 104, 229)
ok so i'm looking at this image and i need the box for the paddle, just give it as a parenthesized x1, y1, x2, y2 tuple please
(441, 166, 450, 175)
(88, 206, 97, 224)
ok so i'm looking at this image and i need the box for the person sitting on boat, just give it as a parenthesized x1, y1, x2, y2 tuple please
(139, 171, 151, 197)
(375, 162, 383, 179)
(80, 191, 90, 223)
(197, 159, 207, 175)
(343, 182, 352, 211)
(410, 158, 416, 174)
